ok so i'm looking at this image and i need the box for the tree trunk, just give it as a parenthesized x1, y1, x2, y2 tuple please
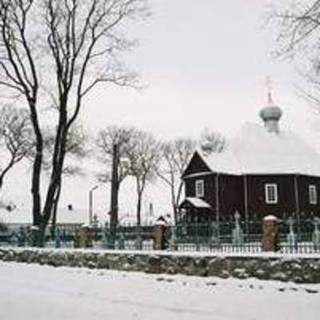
(170, 183, 177, 224)
(35, 110, 68, 246)
(110, 144, 119, 226)
(174, 181, 184, 224)
(29, 100, 43, 229)
(173, 204, 178, 225)
(137, 192, 142, 226)
(40, 108, 68, 241)
(0, 157, 15, 191)
(37, 221, 47, 248)
(31, 138, 43, 228)
(51, 182, 62, 238)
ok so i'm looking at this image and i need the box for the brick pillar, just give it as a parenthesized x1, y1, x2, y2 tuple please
(262, 215, 280, 252)
(152, 224, 166, 250)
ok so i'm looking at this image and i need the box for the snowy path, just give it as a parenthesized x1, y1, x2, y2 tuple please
(0, 262, 319, 320)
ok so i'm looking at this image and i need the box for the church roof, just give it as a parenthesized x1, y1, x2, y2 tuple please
(203, 122, 320, 176)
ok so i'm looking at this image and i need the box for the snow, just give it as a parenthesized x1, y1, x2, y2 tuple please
(155, 220, 168, 226)
(183, 197, 211, 208)
(0, 261, 319, 320)
(4, 246, 320, 259)
(205, 122, 320, 176)
(264, 215, 279, 221)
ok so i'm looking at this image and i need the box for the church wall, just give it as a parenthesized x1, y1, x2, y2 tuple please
(184, 173, 244, 221)
(184, 173, 216, 210)
(182, 152, 320, 222)
(218, 174, 244, 220)
(297, 175, 320, 216)
(245, 174, 296, 219)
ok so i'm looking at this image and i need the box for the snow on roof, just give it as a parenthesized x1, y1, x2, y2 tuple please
(155, 220, 167, 226)
(263, 215, 279, 221)
(183, 197, 211, 208)
(204, 122, 320, 176)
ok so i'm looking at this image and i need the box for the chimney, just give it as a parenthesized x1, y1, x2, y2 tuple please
(259, 92, 282, 134)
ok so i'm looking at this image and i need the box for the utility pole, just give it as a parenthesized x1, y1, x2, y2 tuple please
(89, 185, 98, 225)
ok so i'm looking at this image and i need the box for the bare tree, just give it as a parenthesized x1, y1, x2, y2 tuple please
(0, 0, 148, 245)
(96, 126, 136, 183)
(199, 128, 226, 157)
(156, 138, 197, 223)
(40, 124, 87, 233)
(127, 131, 159, 226)
(0, 105, 33, 190)
(41, 124, 87, 174)
(270, 1, 320, 108)
(95, 125, 136, 225)
(270, 1, 320, 56)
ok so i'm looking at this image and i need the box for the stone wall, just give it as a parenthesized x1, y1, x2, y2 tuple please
(0, 248, 320, 283)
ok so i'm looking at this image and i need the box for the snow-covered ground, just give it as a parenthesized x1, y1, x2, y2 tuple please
(0, 262, 319, 320)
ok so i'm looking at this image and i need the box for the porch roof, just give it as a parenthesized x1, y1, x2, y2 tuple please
(179, 197, 211, 209)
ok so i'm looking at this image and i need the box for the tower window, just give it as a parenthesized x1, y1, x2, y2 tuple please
(265, 184, 278, 204)
(195, 180, 204, 198)
(309, 185, 317, 205)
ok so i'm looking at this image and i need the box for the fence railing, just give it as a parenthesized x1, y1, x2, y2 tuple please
(1, 218, 320, 254)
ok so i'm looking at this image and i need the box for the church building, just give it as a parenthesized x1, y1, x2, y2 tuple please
(179, 94, 320, 223)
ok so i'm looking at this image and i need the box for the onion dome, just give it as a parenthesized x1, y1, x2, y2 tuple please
(259, 92, 282, 133)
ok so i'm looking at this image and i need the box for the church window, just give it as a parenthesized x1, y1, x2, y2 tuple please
(309, 185, 317, 205)
(265, 184, 278, 204)
(195, 180, 204, 198)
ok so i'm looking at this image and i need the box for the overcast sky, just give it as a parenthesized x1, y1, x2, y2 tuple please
(2, 0, 319, 224)
(85, 0, 314, 139)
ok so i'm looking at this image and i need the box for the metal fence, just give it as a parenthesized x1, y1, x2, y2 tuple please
(101, 218, 320, 254)
(1, 217, 320, 254)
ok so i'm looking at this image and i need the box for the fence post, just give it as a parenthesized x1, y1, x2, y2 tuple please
(262, 215, 280, 252)
(209, 221, 219, 250)
(152, 220, 169, 250)
(232, 211, 244, 247)
(169, 225, 178, 251)
(118, 232, 125, 250)
(286, 217, 297, 253)
(104, 222, 115, 249)
(195, 219, 200, 251)
(17, 227, 27, 247)
(312, 217, 320, 252)
(55, 227, 61, 248)
(135, 225, 143, 250)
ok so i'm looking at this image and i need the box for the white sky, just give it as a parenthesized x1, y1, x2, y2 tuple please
(2, 0, 320, 224)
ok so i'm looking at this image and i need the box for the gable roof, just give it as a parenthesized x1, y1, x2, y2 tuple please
(187, 122, 320, 177)
(182, 151, 212, 178)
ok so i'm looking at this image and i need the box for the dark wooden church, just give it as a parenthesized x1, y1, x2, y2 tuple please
(179, 95, 320, 223)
